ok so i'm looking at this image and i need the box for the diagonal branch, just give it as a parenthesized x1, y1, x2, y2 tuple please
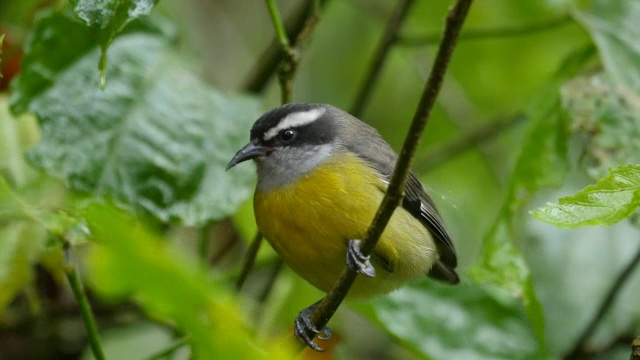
(305, 0, 474, 345)
(350, 0, 417, 117)
(415, 113, 526, 171)
(564, 243, 640, 359)
(397, 14, 571, 46)
(236, 0, 324, 295)
(242, 0, 329, 93)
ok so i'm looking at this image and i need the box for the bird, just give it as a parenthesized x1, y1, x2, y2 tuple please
(227, 103, 458, 350)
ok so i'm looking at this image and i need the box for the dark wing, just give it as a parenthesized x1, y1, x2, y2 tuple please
(403, 172, 459, 284)
(338, 110, 458, 284)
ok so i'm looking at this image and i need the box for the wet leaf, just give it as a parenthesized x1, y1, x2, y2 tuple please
(533, 165, 640, 228)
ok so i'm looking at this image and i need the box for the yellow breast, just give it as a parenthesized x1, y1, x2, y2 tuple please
(254, 152, 437, 298)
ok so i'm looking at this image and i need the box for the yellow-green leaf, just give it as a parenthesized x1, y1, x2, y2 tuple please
(533, 164, 640, 228)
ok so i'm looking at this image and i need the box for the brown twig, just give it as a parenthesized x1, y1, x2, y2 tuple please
(241, 1, 329, 93)
(236, 232, 264, 291)
(273, 0, 321, 103)
(257, 259, 285, 304)
(302, 0, 474, 349)
(350, 0, 417, 117)
(235, 0, 324, 294)
(415, 113, 526, 171)
(565, 244, 640, 359)
(398, 14, 571, 46)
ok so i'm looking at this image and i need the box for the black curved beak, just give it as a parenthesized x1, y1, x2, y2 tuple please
(226, 142, 272, 170)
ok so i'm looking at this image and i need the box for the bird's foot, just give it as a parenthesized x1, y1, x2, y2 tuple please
(294, 301, 333, 351)
(347, 239, 376, 277)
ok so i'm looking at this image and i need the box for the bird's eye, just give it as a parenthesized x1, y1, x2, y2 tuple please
(278, 129, 297, 143)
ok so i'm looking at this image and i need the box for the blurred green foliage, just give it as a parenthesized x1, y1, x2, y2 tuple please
(0, 0, 639, 359)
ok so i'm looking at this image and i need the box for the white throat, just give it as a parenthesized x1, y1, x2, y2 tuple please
(255, 143, 335, 192)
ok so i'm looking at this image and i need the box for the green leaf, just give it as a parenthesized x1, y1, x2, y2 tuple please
(469, 45, 596, 354)
(80, 321, 180, 360)
(70, 0, 157, 32)
(0, 97, 70, 311)
(511, 87, 570, 204)
(470, 87, 568, 355)
(9, 9, 96, 115)
(533, 165, 640, 228)
(573, 0, 640, 94)
(0, 175, 76, 311)
(373, 281, 539, 360)
(85, 204, 294, 359)
(0, 221, 47, 311)
(11, 10, 260, 226)
(69, 0, 159, 87)
(0, 95, 40, 186)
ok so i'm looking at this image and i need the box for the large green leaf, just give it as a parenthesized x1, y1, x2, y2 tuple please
(86, 204, 293, 359)
(373, 281, 539, 360)
(70, 0, 157, 33)
(0, 218, 47, 311)
(69, 0, 159, 87)
(10, 10, 260, 226)
(533, 165, 640, 228)
(0, 96, 63, 312)
(0, 175, 76, 311)
(469, 85, 568, 354)
(468, 45, 597, 353)
(9, 10, 96, 114)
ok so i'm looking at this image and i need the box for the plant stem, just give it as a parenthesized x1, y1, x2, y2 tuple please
(350, 0, 417, 117)
(265, 0, 291, 49)
(258, 259, 284, 304)
(242, 1, 329, 93)
(565, 243, 640, 359)
(198, 222, 213, 263)
(398, 14, 571, 46)
(236, 0, 323, 290)
(236, 232, 264, 291)
(415, 113, 526, 171)
(64, 263, 105, 360)
(304, 0, 474, 348)
(146, 336, 190, 360)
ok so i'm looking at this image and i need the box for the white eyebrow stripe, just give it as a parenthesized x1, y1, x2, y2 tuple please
(263, 108, 326, 140)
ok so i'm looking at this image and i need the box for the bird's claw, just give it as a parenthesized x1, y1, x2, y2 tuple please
(294, 303, 332, 351)
(347, 239, 376, 277)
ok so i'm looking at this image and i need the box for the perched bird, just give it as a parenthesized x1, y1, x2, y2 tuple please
(227, 103, 458, 350)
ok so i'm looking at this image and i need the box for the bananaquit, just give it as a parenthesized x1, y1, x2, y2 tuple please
(227, 103, 458, 349)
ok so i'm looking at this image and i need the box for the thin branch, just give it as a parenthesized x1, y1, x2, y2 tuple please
(565, 244, 640, 359)
(235, 0, 324, 294)
(258, 259, 284, 304)
(304, 0, 474, 347)
(236, 232, 264, 291)
(241, 1, 329, 93)
(265, 0, 291, 48)
(398, 14, 571, 46)
(197, 221, 215, 263)
(146, 336, 190, 360)
(415, 113, 526, 171)
(271, 0, 322, 104)
(64, 259, 105, 360)
(350, 0, 417, 117)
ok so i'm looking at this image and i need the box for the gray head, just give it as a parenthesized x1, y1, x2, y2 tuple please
(227, 103, 393, 191)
